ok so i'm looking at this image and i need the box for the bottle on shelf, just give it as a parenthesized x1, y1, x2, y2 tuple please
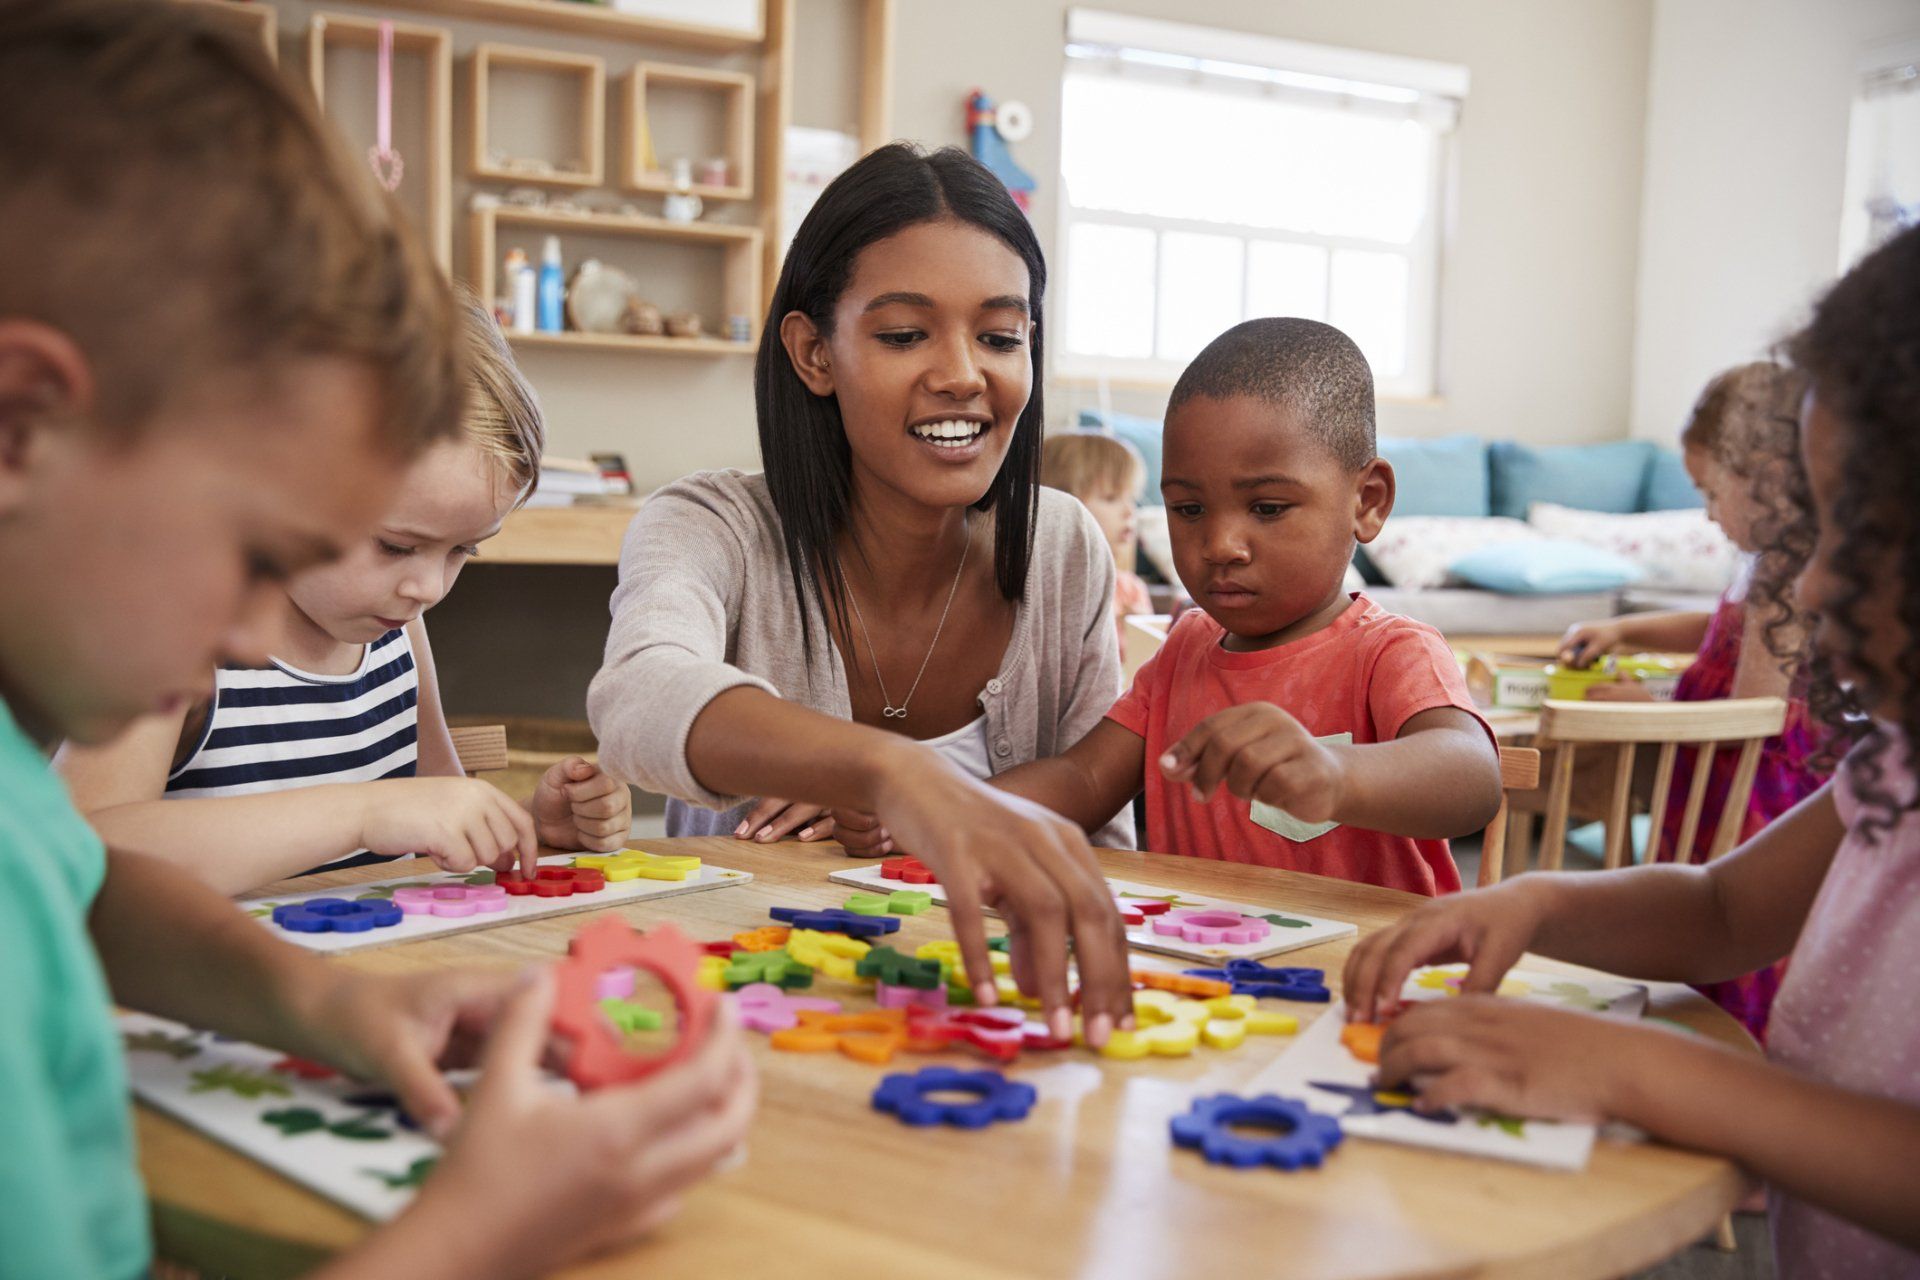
(505, 247, 535, 335)
(537, 235, 565, 334)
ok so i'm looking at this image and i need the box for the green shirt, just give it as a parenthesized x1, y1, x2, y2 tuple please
(0, 696, 151, 1279)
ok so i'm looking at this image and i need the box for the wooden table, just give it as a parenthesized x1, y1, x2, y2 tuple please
(138, 841, 1754, 1279)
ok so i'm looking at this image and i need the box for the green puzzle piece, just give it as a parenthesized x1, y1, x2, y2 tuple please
(600, 998, 666, 1035)
(1547, 981, 1609, 1013)
(855, 946, 943, 990)
(987, 935, 1010, 953)
(1260, 913, 1312, 929)
(1476, 1114, 1527, 1138)
(843, 893, 891, 916)
(364, 1156, 438, 1190)
(188, 1065, 291, 1100)
(124, 1029, 201, 1060)
(846, 890, 935, 916)
(259, 1108, 391, 1141)
(724, 950, 814, 989)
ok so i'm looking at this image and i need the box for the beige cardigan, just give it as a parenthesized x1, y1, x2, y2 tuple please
(587, 469, 1134, 849)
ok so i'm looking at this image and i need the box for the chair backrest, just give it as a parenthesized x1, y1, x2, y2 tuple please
(1475, 746, 1542, 888)
(1522, 697, 1788, 879)
(448, 724, 509, 775)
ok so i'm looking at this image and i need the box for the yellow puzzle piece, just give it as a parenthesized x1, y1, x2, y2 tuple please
(786, 928, 871, 981)
(574, 850, 702, 882)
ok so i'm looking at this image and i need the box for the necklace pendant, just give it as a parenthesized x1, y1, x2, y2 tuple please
(884, 706, 907, 720)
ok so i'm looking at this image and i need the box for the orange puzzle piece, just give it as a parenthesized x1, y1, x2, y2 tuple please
(768, 1008, 910, 1064)
(731, 926, 792, 953)
(1133, 970, 1232, 1000)
(1340, 1022, 1384, 1064)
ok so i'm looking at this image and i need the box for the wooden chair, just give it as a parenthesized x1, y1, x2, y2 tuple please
(1485, 698, 1789, 884)
(1476, 746, 1542, 888)
(449, 724, 510, 775)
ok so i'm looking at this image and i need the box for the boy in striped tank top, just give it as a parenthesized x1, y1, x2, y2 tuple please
(59, 301, 632, 892)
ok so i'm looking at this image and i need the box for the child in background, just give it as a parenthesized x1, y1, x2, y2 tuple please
(997, 319, 1502, 895)
(1557, 362, 1833, 1039)
(1041, 430, 1152, 649)
(59, 298, 632, 894)
(0, 7, 751, 1278)
(1348, 224, 1920, 1278)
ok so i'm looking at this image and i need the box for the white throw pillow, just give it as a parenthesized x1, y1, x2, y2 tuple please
(1365, 516, 1538, 590)
(1526, 502, 1738, 593)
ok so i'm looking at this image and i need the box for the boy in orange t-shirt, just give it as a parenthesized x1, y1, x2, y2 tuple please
(996, 318, 1500, 895)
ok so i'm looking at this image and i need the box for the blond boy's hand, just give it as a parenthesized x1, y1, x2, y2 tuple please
(530, 756, 632, 853)
(358, 777, 539, 877)
(1158, 703, 1346, 822)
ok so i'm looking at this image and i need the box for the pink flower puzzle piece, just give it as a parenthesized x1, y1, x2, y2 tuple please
(732, 983, 843, 1033)
(1151, 909, 1272, 946)
(392, 884, 509, 918)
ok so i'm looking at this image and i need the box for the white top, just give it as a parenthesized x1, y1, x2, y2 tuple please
(919, 714, 994, 782)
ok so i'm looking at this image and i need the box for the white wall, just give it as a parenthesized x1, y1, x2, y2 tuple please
(890, 0, 1655, 445)
(1629, 0, 1920, 442)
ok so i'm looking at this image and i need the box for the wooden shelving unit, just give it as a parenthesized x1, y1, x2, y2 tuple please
(306, 12, 453, 267)
(622, 63, 755, 202)
(178, 0, 278, 60)
(371, 0, 762, 48)
(469, 43, 605, 188)
(471, 205, 762, 355)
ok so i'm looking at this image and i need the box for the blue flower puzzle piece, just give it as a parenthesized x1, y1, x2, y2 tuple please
(872, 1066, 1037, 1129)
(769, 906, 900, 938)
(271, 897, 403, 934)
(1169, 1094, 1344, 1170)
(1183, 959, 1331, 1003)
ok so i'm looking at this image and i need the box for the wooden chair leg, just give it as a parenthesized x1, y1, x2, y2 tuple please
(1478, 796, 1509, 887)
(1510, 810, 1534, 877)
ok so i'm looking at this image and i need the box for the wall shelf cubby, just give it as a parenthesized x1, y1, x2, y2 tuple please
(368, 0, 762, 49)
(471, 205, 762, 356)
(306, 12, 452, 266)
(178, 0, 278, 61)
(469, 44, 606, 189)
(622, 63, 755, 202)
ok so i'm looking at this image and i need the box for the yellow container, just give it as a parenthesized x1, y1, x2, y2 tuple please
(1545, 654, 1687, 701)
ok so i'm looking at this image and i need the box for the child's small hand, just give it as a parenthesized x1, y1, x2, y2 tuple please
(1558, 620, 1624, 668)
(1159, 703, 1345, 821)
(826, 809, 891, 856)
(530, 756, 632, 853)
(1376, 996, 1656, 1122)
(731, 797, 840, 843)
(1341, 878, 1551, 1023)
(358, 777, 539, 877)
(415, 970, 757, 1274)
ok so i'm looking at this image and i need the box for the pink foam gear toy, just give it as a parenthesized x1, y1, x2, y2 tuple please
(1152, 909, 1273, 946)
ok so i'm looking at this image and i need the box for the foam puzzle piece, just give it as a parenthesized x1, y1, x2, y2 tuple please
(1412, 965, 1534, 998)
(1340, 1022, 1384, 1064)
(879, 855, 935, 884)
(901, 1007, 1071, 1061)
(392, 884, 508, 918)
(552, 919, 716, 1090)
(1246, 1009, 1302, 1036)
(786, 928, 873, 981)
(769, 906, 900, 938)
(872, 1066, 1036, 1128)
(844, 889, 934, 916)
(730, 926, 791, 953)
(599, 998, 665, 1035)
(1170, 1094, 1344, 1170)
(769, 1009, 910, 1063)
(844, 892, 892, 916)
(1183, 959, 1331, 1003)
(731, 983, 841, 1033)
(696, 955, 729, 992)
(876, 982, 948, 1011)
(1134, 970, 1231, 999)
(1153, 909, 1273, 946)
(574, 850, 702, 882)
(271, 898, 403, 934)
(1308, 1081, 1457, 1125)
(498, 867, 605, 898)
(596, 967, 636, 1000)
(856, 946, 944, 990)
(724, 949, 814, 990)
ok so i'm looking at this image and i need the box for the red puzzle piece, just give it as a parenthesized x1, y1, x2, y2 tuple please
(880, 855, 935, 884)
(552, 918, 716, 1090)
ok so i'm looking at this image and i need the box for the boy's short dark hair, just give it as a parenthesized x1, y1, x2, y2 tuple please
(1167, 318, 1377, 470)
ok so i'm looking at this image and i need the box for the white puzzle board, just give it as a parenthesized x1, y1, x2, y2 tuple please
(1248, 964, 1649, 1171)
(244, 853, 752, 954)
(828, 865, 1355, 963)
(121, 1011, 444, 1220)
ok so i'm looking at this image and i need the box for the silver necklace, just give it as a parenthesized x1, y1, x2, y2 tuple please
(843, 519, 970, 721)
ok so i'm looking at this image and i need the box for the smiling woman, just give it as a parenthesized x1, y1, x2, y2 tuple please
(587, 144, 1137, 1044)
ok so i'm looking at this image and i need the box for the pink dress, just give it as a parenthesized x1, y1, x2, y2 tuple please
(1655, 587, 1830, 1041)
(1765, 733, 1920, 1277)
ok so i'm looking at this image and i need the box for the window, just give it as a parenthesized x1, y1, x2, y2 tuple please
(1838, 41, 1920, 270)
(1056, 11, 1466, 397)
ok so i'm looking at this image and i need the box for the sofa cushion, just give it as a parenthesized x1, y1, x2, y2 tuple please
(1366, 515, 1536, 590)
(1378, 434, 1489, 517)
(1450, 539, 1643, 595)
(1488, 440, 1653, 519)
(1527, 502, 1738, 594)
(1362, 586, 1620, 636)
(1075, 409, 1163, 497)
(1640, 444, 1705, 511)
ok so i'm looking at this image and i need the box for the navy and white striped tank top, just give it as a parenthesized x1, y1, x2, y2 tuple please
(167, 629, 419, 868)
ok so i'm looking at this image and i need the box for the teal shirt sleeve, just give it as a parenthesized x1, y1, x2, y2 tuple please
(0, 698, 152, 1280)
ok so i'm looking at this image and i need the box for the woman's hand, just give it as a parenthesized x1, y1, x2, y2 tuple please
(869, 751, 1132, 1046)
(1341, 878, 1554, 1024)
(732, 797, 841, 843)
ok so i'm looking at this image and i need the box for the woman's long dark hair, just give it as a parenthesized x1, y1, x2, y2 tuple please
(754, 143, 1045, 651)
(1782, 222, 1920, 840)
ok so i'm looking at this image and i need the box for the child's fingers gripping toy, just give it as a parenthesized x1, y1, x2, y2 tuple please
(551, 918, 717, 1090)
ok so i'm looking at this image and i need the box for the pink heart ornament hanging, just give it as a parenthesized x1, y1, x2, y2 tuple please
(368, 145, 405, 192)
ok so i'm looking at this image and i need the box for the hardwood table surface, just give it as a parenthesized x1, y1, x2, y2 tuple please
(138, 839, 1754, 1280)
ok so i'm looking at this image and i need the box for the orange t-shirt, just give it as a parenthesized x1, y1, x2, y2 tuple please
(1106, 595, 1486, 896)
